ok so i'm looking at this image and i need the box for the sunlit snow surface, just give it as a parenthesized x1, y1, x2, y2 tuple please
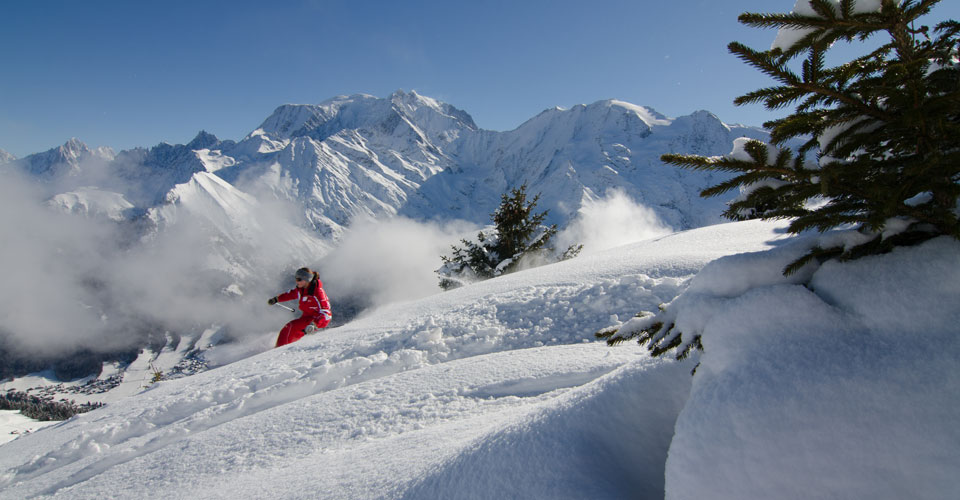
(2, 219, 958, 499)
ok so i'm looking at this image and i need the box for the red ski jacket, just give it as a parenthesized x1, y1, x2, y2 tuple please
(277, 278, 332, 324)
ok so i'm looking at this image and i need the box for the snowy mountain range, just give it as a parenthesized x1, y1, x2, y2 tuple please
(5, 90, 770, 240)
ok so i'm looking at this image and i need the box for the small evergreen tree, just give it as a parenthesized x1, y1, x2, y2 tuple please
(662, 0, 959, 275)
(438, 184, 582, 289)
(601, 0, 958, 361)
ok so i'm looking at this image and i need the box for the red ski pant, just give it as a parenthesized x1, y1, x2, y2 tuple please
(275, 316, 329, 347)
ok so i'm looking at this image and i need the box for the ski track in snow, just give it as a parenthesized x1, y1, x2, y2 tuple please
(14, 348, 640, 498)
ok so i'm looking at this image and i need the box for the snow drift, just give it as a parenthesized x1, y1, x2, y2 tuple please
(664, 235, 960, 500)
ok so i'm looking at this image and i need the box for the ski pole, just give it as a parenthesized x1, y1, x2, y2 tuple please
(273, 302, 297, 314)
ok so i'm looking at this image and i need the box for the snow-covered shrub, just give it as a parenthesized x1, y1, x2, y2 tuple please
(438, 184, 581, 289)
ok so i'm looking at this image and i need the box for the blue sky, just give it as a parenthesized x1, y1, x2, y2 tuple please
(2, 0, 957, 157)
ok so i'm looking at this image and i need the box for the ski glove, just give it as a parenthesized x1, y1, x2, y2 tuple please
(268, 297, 278, 305)
(304, 324, 318, 335)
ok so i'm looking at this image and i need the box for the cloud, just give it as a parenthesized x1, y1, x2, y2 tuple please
(0, 167, 670, 364)
(556, 188, 672, 255)
(0, 164, 330, 360)
(0, 171, 121, 356)
(316, 216, 476, 309)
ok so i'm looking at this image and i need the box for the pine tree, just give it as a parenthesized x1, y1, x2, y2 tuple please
(600, 0, 958, 361)
(662, 0, 959, 275)
(438, 184, 582, 289)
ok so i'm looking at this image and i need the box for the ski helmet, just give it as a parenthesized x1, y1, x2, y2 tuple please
(295, 268, 312, 282)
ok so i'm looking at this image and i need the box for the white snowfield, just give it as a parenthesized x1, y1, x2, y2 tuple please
(0, 412, 57, 446)
(1, 219, 957, 499)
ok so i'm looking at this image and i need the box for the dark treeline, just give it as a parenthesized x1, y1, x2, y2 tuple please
(1, 390, 103, 421)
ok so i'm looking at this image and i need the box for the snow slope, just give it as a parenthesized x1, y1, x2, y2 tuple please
(2, 219, 957, 500)
(47, 187, 135, 222)
(664, 235, 960, 500)
(0, 220, 788, 499)
(0, 412, 57, 446)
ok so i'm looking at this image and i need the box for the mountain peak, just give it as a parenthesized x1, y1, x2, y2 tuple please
(688, 109, 722, 121)
(512, 99, 670, 144)
(250, 91, 479, 143)
(390, 89, 438, 111)
(7, 138, 96, 180)
(390, 89, 478, 132)
(671, 109, 729, 133)
(0, 148, 15, 164)
(605, 100, 672, 126)
(187, 130, 220, 150)
(60, 138, 91, 157)
(252, 103, 333, 140)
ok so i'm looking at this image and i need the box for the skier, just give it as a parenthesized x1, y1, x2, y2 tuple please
(268, 267, 332, 347)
